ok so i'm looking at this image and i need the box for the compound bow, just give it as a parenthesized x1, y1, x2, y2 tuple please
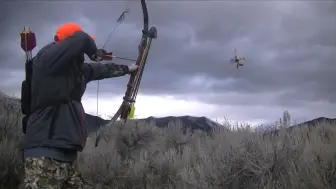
(94, 0, 157, 147)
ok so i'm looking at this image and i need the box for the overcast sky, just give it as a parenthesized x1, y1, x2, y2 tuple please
(1, 0, 335, 125)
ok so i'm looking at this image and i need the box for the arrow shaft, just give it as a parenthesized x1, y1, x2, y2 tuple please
(112, 55, 136, 62)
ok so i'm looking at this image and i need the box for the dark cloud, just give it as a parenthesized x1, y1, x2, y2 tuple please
(1, 0, 335, 122)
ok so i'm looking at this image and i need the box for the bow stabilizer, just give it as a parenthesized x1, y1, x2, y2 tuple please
(95, 0, 157, 147)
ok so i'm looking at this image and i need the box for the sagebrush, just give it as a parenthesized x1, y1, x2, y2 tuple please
(0, 98, 335, 189)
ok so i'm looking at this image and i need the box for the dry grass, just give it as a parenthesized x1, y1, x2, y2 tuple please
(0, 98, 336, 189)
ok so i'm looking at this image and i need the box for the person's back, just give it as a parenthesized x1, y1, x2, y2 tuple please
(21, 23, 138, 189)
(23, 41, 87, 162)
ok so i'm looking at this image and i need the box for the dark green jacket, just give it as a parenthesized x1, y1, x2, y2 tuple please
(23, 31, 130, 162)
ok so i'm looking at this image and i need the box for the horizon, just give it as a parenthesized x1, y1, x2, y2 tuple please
(0, 90, 329, 128)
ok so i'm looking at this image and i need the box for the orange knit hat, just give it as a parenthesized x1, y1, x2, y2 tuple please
(54, 23, 94, 42)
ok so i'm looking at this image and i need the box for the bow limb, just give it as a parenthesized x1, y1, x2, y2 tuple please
(95, 0, 157, 147)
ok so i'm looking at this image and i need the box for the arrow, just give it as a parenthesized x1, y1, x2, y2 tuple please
(103, 54, 136, 62)
(112, 55, 136, 62)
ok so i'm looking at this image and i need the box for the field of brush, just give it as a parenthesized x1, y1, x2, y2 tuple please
(0, 98, 335, 189)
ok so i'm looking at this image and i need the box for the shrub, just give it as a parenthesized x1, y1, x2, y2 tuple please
(0, 98, 24, 189)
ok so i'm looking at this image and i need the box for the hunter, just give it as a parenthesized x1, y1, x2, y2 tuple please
(21, 23, 138, 189)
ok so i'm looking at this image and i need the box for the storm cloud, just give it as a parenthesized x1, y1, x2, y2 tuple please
(1, 0, 335, 124)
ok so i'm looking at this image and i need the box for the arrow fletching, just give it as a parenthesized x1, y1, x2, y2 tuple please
(20, 27, 36, 52)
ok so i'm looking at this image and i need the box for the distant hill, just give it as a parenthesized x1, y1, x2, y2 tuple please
(286, 117, 336, 132)
(290, 117, 336, 128)
(0, 92, 222, 133)
(142, 116, 220, 133)
(263, 117, 336, 137)
(85, 114, 221, 133)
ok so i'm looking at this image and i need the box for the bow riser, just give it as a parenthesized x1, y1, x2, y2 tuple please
(129, 27, 158, 101)
(131, 37, 154, 99)
(120, 36, 154, 120)
(120, 39, 148, 120)
(123, 39, 148, 99)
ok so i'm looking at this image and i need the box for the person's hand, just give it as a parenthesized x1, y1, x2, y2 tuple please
(128, 64, 139, 73)
(97, 49, 113, 60)
(92, 49, 113, 62)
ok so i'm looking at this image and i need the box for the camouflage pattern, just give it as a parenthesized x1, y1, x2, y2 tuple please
(23, 157, 84, 189)
(106, 63, 130, 77)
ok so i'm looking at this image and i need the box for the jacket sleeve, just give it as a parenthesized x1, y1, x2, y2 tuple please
(82, 63, 130, 83)
(38, 31, 97, 73)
